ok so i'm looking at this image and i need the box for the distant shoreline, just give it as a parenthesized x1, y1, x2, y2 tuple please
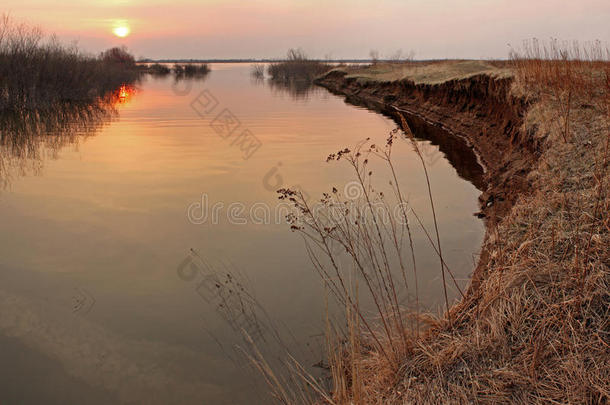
(138, 59, 371, 64)
(137, 58, 510, 64)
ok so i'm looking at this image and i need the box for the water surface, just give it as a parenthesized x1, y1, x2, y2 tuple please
(0, 63, 484, 404)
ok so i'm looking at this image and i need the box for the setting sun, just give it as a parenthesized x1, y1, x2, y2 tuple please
(112, 25, 130, 38)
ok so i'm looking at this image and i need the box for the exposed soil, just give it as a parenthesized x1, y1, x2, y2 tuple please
(315, 69, 538, 290)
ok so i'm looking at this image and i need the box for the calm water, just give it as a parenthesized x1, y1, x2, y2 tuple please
(0, 64, 484, 404)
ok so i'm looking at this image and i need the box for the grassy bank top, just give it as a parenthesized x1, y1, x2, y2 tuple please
(329, 60, 511, 85)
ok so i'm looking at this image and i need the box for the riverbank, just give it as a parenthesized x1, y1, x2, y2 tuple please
(314, 60, 609, 403)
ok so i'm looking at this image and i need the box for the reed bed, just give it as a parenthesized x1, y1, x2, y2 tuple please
(0, 14, 140, 111)
(251, 63, 266, 79)
(146, 63, 172, 75)
(268, 49, 332, 85)
(172, 63, 210, 77)
(510, 39, 609, 141)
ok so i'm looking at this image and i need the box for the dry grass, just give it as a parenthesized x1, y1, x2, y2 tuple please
(273, 123, 471, 403)
(510, 39, 609, 142)
(382, 96, 610, 403)
(335, 60, 511, 85)
(0, 14, 140, 111)
(268, 42, 610, 404)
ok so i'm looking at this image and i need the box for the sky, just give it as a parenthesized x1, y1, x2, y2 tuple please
(3, 0, 609, 60)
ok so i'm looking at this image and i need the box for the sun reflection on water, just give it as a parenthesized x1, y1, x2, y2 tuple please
(115, 84, 135, 105)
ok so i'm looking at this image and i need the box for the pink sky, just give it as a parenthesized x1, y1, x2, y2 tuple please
(4, 0, 609, 59)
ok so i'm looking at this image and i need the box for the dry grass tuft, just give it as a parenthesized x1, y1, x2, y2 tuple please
(510, 39, 609, 142)
(336, 60, 510, 85)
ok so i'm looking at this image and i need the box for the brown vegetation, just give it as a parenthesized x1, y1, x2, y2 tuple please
(171, 63, 210, 77)
(0, 14, 140, 111)
(268, 49, 332, 85)
(276, 43, 609, 404)
(251, 63, 266, 79)
(330, 59, 510, 84)
(143, 63, 172, 76)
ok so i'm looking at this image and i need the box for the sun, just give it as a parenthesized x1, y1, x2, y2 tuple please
(112, 25, 131, 38)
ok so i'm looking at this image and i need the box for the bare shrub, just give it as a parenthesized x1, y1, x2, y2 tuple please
(0, 14, 140, 111)
(268, 48, 331, 85)
(251, 63, 265, 79)
(172, 63, 210, 77)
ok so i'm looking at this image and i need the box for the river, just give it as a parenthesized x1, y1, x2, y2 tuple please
(0, 63, 484, 404)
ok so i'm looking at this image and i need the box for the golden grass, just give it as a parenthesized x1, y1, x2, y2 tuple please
(333, 60, 511, 85)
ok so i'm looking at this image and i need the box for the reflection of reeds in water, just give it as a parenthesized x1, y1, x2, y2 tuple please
(0, 88, 127, 189)
(251, 72, 322, 101)
(179, 249, 268, 345)
(267, 79, 321, 101)
(178, 248, 329, 404)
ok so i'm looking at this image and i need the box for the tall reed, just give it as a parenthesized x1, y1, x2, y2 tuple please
(276, 121, 465, 396)
(0, 14, 140, 111)
(251, 63, 266, 79)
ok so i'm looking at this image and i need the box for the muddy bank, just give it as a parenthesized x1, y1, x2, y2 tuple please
(317, 70, 537, 216)
(315, 69, 539, 288)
